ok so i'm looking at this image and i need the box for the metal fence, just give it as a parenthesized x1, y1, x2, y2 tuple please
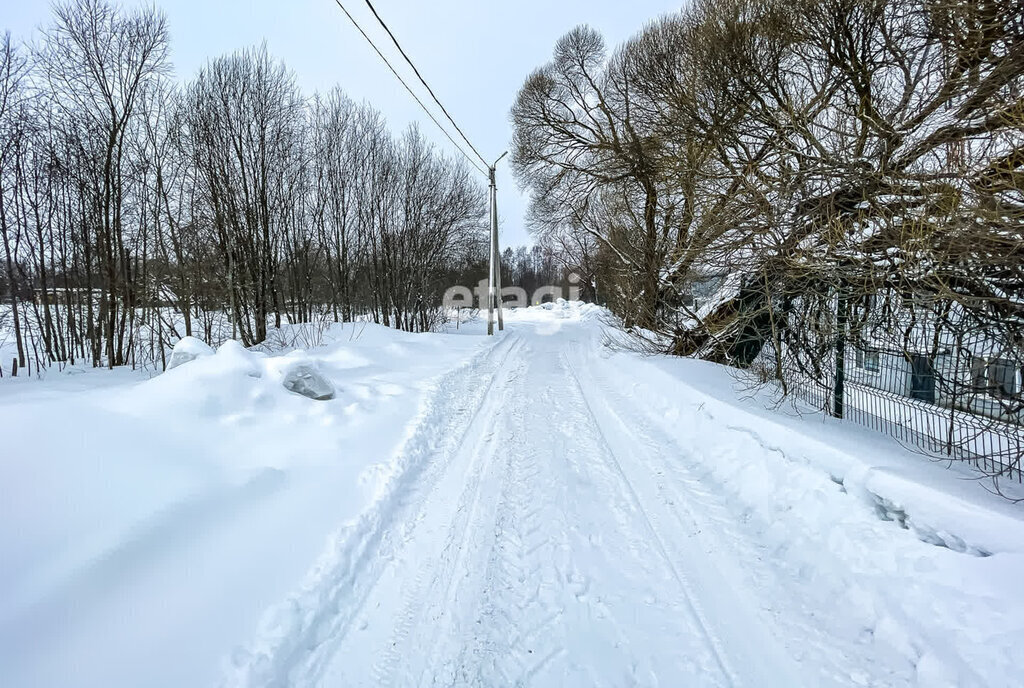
(758, 339, 1024, 483)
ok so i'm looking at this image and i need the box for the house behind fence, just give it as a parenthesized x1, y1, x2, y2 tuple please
(754, 295, 1023, 483)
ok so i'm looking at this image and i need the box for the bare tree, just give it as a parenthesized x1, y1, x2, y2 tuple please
(36, 0, 169, 367)
(0, 32, 30, 371)
(182, 45, 304, 345)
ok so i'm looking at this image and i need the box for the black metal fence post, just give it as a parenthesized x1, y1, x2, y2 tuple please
(834, 290, 847, 419)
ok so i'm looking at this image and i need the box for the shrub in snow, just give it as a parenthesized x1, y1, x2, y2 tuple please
(282, 361, 335, 400)
(167, 336, 214, 370)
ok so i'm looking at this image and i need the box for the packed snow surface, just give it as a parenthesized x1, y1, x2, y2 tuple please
(1, 301, 1022, 687)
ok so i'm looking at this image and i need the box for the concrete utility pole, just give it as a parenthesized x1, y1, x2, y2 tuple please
(487, 152, 507, 336)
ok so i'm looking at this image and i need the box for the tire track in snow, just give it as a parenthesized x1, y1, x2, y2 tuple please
(219, 334, 524, 688)
(321, 329, 729, 687)
(454, 377, 568, 686)
(298, 336, 529, 687)
(386, 357, 528, 686)
(560, 349, 742, 687)
(410, 333, 712, 687)
(563, 340, 808, 687)
(410, 331, 744, 686)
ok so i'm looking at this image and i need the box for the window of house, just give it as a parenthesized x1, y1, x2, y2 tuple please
(972, 357, 1020, 398)
(971, 356, 987, 391)
(855, 348, 880, 372)
(989, 359, 1018, 399)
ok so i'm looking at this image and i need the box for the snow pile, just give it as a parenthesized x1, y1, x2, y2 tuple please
(166, 335, 215, 370)
(129, 334, 385, 424)
(538, 298, 567, 311)
(537, 297, 602, 319)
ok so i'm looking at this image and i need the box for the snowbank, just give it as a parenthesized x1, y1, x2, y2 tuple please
(598, 348, 1024, 687)
(0, 322, 487, 688)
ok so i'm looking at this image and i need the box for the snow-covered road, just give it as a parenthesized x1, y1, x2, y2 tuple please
(3, 304, 1023, 687)
(233, 323, 801, 687)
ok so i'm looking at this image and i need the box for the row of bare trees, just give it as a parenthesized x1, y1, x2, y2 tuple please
(512, 0, 1022, 388)
(0, 0, 486, 373)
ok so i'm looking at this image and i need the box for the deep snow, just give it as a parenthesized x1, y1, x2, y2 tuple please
(1, 302, 1022, 687)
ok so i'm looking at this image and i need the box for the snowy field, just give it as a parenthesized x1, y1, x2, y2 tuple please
(1, 302, 1023, 687)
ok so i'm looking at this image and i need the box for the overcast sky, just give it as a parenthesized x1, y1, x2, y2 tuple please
(5, 0, 682, 247)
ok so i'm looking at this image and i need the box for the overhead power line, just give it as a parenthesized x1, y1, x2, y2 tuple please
(359, 0, 490, 171)
(331, 0, 487, 177)
(332, 0, 506, 338)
